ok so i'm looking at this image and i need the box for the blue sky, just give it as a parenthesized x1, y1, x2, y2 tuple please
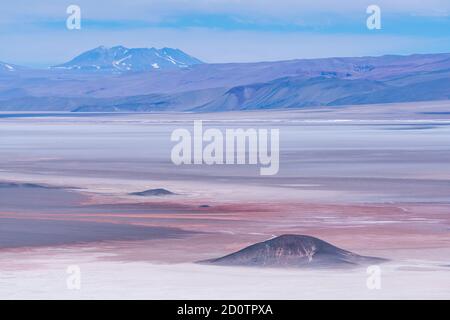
(1, 0, 450, 67)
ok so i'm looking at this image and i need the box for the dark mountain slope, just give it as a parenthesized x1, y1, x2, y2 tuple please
(200, 234, 387, 268)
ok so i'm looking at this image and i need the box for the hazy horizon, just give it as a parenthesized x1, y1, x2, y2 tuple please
(7, 46, 450, 69)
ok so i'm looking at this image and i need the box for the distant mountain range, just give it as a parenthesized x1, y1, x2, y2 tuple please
(1, 49, 450, 112)
(50, 46, 203, 72)
(199, 234, 386, 268)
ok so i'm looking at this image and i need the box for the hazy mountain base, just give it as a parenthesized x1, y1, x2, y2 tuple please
(1, 53, 450, 111)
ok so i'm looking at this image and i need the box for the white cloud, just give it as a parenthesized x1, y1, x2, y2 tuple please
(1, 0, 449, 21)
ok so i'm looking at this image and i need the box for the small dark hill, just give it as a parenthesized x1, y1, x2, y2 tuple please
(129, 188, 175, 196)
(199, 234, 387, 268)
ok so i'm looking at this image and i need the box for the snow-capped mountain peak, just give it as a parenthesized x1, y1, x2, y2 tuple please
(51, 46, 203, 72)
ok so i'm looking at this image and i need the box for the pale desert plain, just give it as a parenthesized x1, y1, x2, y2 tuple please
(0, 101, 449, 299)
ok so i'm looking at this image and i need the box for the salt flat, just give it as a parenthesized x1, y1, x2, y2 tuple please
(0, 247, 448, 299)
(0, 102, 449, 299)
